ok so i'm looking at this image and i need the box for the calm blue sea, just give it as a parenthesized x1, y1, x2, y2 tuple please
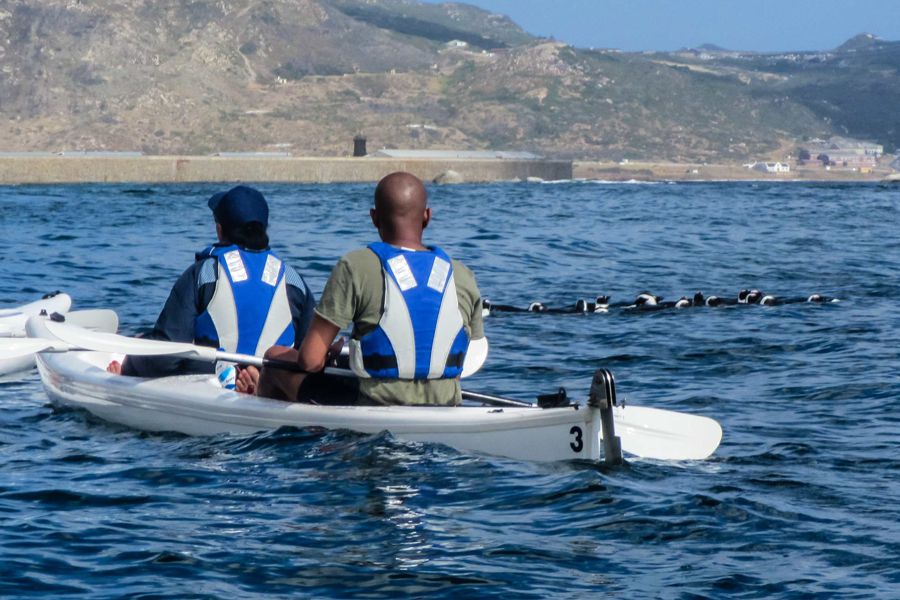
(1, 180, 899, 598)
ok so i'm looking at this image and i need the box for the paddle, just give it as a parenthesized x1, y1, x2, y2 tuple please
(14, 319, 485, 378)
(65, 309, 120, 334)
(0, 308, 118, 337)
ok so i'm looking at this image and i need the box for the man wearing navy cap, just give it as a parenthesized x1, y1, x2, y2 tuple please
(108, 185, 315, 382)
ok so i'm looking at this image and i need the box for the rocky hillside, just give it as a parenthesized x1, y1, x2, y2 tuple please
(0, 0, 896, 160)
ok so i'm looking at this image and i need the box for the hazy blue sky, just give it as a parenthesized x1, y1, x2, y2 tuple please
(422, 0, 900, 52)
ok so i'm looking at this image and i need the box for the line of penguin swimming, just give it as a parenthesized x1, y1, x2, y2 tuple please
(483, 289, 839, 316)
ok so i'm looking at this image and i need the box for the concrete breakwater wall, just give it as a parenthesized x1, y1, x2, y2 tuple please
(0, 156, 572, 184)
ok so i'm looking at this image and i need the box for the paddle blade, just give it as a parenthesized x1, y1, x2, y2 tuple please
(43, 320, 217, 361)
(461, 337, 488, 378)
(65, 309, 119, 333)
(0, 338, 65, 360)
(614, 405, 722, 460)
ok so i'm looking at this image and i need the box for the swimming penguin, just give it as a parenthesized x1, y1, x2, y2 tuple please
(527, 302, 547, 313)
(675, 296, 692, 308)
(705, 295, 723, 307)
(760, 294, 777, 305)
(482, 299, 492, 318)
(738, 289, 764, 304)
(634, 292, 661, 307)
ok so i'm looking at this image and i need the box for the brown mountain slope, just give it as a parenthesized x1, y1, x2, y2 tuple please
(0, 0, 861, 160)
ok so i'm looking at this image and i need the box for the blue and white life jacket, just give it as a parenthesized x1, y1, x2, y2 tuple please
(349, 242, 470, 380)
(194, 245, 295, 356)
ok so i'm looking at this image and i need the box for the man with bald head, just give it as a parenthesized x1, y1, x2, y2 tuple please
(257, 171, 485, 405)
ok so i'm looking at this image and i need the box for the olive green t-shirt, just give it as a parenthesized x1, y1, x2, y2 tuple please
(315, 246, 484, 405)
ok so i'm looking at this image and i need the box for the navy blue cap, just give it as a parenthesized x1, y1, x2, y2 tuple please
(208, 185, 269, 230)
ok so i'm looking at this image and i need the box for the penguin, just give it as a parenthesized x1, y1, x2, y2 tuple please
(481, 298, 492, 318)
(634, 292, 661, 307)
(528, 302, 547, 313)
(738, 289, 763, 304)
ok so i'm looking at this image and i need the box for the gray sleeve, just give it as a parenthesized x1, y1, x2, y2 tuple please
(121, 262, 215, 377)
(285, 264, 317, 348)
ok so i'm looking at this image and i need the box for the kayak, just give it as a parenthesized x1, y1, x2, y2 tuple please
(0, 293, 72, 376)
(0, 292, 72, 336)
(25, 317, 722, 463)
(34, 348, 619, 461)
(0, 305, 118, 377)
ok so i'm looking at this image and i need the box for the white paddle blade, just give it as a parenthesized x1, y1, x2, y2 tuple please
(42, 320, 218, 361)
(65, 309, 119, 333)
(461, 337, 488, 378)
(614, 405, 723, 460)
(0, 338, 67, 359)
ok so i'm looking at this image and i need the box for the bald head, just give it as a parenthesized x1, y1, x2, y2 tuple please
(371, 172, 431, 247)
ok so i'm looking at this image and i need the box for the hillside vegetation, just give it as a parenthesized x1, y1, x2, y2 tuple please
(0, 0, 896, 160)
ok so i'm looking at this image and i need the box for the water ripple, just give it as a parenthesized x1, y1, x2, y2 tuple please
(2, 181, 900, 597)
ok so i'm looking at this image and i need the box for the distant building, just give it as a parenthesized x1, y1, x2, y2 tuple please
(805, 136, 882, 168)
(890, 154, 900, 171)
(749, 161, 790, 173)
(372, 149, 542, 160)
(445, 40, 469, 48)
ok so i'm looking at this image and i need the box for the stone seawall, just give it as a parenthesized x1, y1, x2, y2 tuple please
(0, 156, 572, 184)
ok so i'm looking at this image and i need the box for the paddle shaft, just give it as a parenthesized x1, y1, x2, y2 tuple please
(215, 351, 357, 380)
(460, 389, 532, 407)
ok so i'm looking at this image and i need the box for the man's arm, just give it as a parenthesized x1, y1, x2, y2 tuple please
(298, 315, 341, 372)
(257, 315, 341, 401)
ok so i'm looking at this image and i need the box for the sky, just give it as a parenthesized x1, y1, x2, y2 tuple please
(421, 0, 900, 52)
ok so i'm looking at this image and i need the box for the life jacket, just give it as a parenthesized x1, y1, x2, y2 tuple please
(349, 242, 469, 380)
(194, 245, 295, 356)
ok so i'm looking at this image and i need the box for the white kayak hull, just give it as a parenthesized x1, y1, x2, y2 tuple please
(0, 293, 72, 336)
(0, 293, 73, 376)
(35, 350, 608, 463)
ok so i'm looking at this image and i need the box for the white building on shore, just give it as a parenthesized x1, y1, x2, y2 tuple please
(746, 161, 790, 173)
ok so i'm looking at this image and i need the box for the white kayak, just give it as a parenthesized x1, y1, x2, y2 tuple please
(25, 318, 723, 463)
(0, 292, 72, 336)
(0, 307, 118, 377)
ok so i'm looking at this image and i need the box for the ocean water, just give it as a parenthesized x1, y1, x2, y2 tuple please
(1, 180, 898, 598)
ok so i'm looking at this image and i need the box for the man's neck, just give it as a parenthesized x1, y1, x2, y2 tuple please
(381, 236, 426, 251)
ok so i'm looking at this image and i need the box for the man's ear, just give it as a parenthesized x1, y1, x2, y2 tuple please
(370, 208, 379, 230)
(215, 222, 225, 242)
(422, 207, 432, 229)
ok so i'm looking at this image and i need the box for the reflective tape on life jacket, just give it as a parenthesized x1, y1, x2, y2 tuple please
(194, 245, 294, 356)
(350, 242, 469, 380)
